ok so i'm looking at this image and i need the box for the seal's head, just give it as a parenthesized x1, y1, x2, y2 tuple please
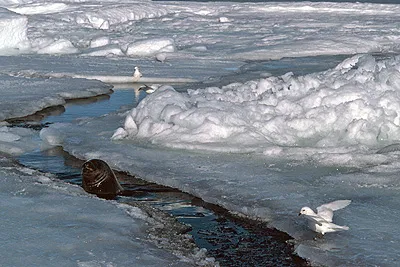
(82, 159, 123, 199)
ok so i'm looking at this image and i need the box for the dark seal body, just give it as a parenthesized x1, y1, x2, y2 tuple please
(82, 159, 123, 199)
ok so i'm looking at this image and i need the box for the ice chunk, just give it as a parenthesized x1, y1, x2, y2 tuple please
(82, 45, 124, 57)
(0, 127, 20, 142)
(0, 8, 30, 54)
(126, 38, 176, 57)
(89, 36, 110, 48)
(111, 127, 128, 140)
(0, 126, 38, 155)
(40, 126, 65, 147)
(37, 38, 78, 54)
(218, 17, 230, 23)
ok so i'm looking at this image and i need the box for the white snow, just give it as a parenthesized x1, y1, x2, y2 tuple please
(0, 0, 398, 59)
(0, 7, 30, 54)
(0, 0, 400, 266)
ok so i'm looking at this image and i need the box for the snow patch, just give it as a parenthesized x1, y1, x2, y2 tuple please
(126, 38, 176, 57)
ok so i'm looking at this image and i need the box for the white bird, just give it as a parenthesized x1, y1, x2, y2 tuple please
(155, 52, 167, 63)
(138, 84, 160, 94)
(299, 200, 351, 236)
(133, 66, 142, 82)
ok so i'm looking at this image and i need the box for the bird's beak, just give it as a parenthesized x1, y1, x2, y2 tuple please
(298, 213, 301, 216)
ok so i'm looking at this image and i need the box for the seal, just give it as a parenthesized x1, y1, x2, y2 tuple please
(81, 159, 124, 199)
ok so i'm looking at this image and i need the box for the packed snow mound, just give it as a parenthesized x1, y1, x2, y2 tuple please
(73, 4, 169, 30)
(0, 7, 30, 54)
(113, 54, 400, 152)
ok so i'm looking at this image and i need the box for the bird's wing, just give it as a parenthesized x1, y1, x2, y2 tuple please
(304, 213, 329, 226)
(316, 206, 334, 222)
(317, 200, 351, 222)
(318, 200, 351, 211)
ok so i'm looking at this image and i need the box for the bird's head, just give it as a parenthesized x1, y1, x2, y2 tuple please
(299, 206, 314, 216)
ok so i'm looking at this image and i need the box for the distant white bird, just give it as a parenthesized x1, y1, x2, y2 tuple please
(138, 84, 160, 94)
(155, 53, 167, 63)
(133, 66, 142, 82)
(299, 200, 351, 236)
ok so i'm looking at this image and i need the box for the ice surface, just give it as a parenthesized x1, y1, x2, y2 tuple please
(0, 54, 241, 87)
(0, 157, 199, 266)
(0, 74, 112, 121)
(0, 126, 37, 155)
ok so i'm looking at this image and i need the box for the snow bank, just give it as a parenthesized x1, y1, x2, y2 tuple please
(0, 7, 30, 54)
(0, 74, 112, 121)
(113, 54, 400, 155)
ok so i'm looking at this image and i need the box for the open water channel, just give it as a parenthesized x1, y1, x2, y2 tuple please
(9, 87, 308, 266)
